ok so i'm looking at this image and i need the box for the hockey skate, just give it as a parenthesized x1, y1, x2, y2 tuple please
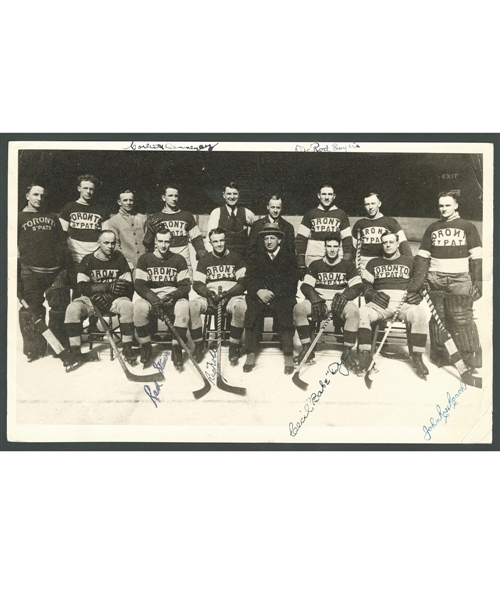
(122, 342, 137, 365)
(340, 348, 362, 375)
(228, 343, 241, 366)
(357, 350, 373, 373)
(63, 345, 100, 372)
(172, 344, 184, 372)
(140, 342, 153, 368)
(192, 341, 205, 364)
(411, 353, 428, 380)
(293, 343, 315, 366)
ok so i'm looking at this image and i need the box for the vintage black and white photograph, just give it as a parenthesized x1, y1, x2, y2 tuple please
(7, 138, 493, 444)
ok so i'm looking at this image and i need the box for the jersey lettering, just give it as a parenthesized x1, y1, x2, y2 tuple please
(310, 216, 341, 233)
(431, 228, 467, 247)
(90, 269, 119, 282)
(206, 264, 236, 281)
(316, 272, 348, 287)
(70, 212, 103, 230)
(361, 226, 387, 244)
(372, 264, 411, 279)
(147, 266, 178, 282)
(21, 216, 57, 231)
(161, 220, 188, 237)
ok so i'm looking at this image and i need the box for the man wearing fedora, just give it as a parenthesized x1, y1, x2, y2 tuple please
(243, 222, 300, 374)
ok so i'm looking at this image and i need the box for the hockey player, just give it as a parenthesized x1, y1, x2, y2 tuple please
(64, 230, 135, 365)
(189, 228, 247, 365)
(295, 183, 354, 278)
(142, 184, 206, 280)
(206, 182, 256, 259)
(104, 188, 147, 269)
(18, 184, 71, 361)
(134, 226, 191, 371)
(59, 174, 109, 283)
(351, 192, 412, 276)
(243, 222, 300, 375)
(293, 236, 363, 372)
(407, 191, 482, 371)
(247, 194, 295, 259)
(357, 232, 429, 379)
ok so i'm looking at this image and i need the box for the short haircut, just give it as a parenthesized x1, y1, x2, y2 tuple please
(324, 235, 341, 245)
(78, 174, 99, 186)
(318, 183, 335, 193)
(267, 194, 282, 203)
(208, 228, 225, 239)
(118, 189, 134, 197)
(162, 184, 178, 195)
(439, 191, 460, 203)
(365, 192, 382, 202)
(380, 231, 397, 242)
(99, 229, 116, 240)
(26, 184, 44, 194)
(155, 225, 172, 239)
(223, 182, 239, 192)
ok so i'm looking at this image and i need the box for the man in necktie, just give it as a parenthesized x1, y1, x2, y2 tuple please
(243, 222, 299, 375)
(247, 194, 296, 259)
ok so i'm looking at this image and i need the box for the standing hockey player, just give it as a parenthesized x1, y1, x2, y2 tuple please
(134, 227, 191, 371)
(357, 232, 429, 379)
(105, 188, 147, 269)
(64, 230, 135, 365)
(293, 236, 363, 371)
(189, 228, 247, 365)
(243, 222, 300, 374)
(352, 192, 412, 276)
(247, 194, 295, 259)
(18, 184, 70, 361)
(407, 191, 482, 371)
(206, 182, 256, 259)
(295, 183, 354, 278)
(142, 184, 206, 280)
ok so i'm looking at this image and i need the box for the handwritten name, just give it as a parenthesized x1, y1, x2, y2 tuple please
(289, 357, 350, 437)
(143, 350, 170, 408)
(422, 381, 467, 441)
(204, 344, 227, 385)
(123, 141, 219, 152)
(295, 142, 361, 153)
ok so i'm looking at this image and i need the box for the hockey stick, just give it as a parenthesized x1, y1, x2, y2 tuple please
(93, 303, 164, 384)
(292, 315, 333, 390)
(421, 289, 481, 389)
(162, 313, 211, 399)
(216, 286, 246, 396)
(365, 294, 407, 389)
(18, 293, 100, 367)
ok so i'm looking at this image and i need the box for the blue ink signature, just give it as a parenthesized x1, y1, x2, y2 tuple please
(289, 356, 350, 437)
(422, 381, 467, 441)
(143, 350, 170, 408)
(123, 141, 219, 152)
(204, 344, 227, 385)
(295, 142, 361, 153)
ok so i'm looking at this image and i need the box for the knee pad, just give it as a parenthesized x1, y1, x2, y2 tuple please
(444, 294, 481, 356)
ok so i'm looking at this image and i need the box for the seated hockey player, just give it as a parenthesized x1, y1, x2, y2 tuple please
(64, 230, 135, 365)
(189, 228, 247, 365)
(134, 226, 191, 371)
(357, 232, 429, 379)
(293, 236, 363, 372)
(243, 222, 299, 375)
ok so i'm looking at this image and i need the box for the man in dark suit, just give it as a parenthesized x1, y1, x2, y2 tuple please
(243, 222, 300, 374)
(247, 194, 296, 259)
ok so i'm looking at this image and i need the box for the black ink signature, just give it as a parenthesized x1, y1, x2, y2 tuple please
(295, 142, 361, 152)
(123, 141, 219, 152)
(422, 381, 467, 441)
(289, 355, 350, 437)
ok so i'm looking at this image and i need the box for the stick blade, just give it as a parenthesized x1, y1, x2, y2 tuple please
(364, 371, 373, 389)
(125, 369, 165, 383)
(193, 379, 211, 399)
(217, 376, 247, 396)
(292, 371, 308, 390)
(460, 371, 482, 389)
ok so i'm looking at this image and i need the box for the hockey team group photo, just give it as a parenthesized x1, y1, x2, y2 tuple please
(9, 141, 492, 444)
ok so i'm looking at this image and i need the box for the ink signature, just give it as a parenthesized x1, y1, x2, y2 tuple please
(204, 344, 227, 385)
(295, 142, 361, 152)
(143, 350, 170, 408)
(123, 141, 219, 152)
(289, 356, 350, 437)
(422, 381, 467, 441)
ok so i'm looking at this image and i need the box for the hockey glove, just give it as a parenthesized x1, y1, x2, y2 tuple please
(365, 289, 390, 309)
(110, 279, 132, 297)
(407, 255, 430, 293)
(311, 300, 328, 322)
(207, 290, 219, 312)
(219, 290, 230, 308)
(162, 294, 175, 308)
(406, 291, 422, 305)
(147, 214, 166, 235)
(330, 294, 348, 319)
(91, 292, 114, 313)
(470, 258, 482, 301)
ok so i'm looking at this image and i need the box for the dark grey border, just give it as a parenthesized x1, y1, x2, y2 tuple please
(1, 132, 498, 451)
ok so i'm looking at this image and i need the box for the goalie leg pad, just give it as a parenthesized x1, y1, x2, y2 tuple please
(19, 307, 47, 360)
(444, 294, 482, 368)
